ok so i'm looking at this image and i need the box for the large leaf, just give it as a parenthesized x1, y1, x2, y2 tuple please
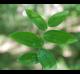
(26, 9, 47, 31)
(48, 11, 69, 27)
(18, 51, 38, 65)
(10, 32, 44, 48)
(43, 30, 77, 44)
(37, 49, 57, 69)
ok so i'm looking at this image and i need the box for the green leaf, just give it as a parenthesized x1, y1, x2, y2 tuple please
(10, 32, 44, 48)
(43, 30, 77, 44)
(37, 49, 57, 69)
(48, 11, 69, 27)
(26, 9, 47, 31)
(18, 51, 38, 65)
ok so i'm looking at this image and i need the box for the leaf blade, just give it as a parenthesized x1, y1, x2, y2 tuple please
(26, 9, 47, 31)
(48, 11, 69, 27)
(43, 30, 77, 44)
(18, 51, 38, 65)
(37, 49, 57, 69)
(10, 32, 44, 48)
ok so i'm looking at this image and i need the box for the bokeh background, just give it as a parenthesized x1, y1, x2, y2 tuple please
(0, 4, 80, 70)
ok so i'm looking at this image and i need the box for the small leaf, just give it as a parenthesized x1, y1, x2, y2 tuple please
(10, 32, 44, 48)
(37, 49, 57, 69)
(48, 11, 69, 27)
(18, 51, 38, 65)
(43, 30, 77, 44)
(26, 9, 47, 31)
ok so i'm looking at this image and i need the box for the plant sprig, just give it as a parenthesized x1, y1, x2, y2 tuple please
(9, 9, 77, 70)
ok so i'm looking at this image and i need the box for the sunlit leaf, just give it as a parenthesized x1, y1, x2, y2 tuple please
(43, 30, 77, 44)
(26, 9, 47, 31)
(10, 32, 44, 48)
(48, 11, 69, 27)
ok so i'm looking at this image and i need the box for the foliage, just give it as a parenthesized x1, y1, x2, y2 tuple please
(10, 9, 77, 70)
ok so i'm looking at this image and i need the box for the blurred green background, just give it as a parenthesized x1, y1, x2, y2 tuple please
(0, 4, 80, 70)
